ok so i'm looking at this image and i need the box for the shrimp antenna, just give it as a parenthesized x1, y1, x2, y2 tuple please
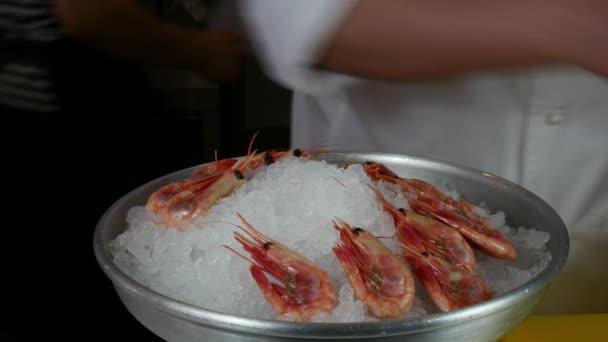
(376, 233, 397, 240)
(248, 131, 260, 155)
(332, 176, 347, 188)
(380, 183, 400, 198)
(204, 220, 245, 230)
(340, 160, 359, 169)
(222, 245, 256, 265)
(236, 213, 272, 244)
(331, 217, 351, 231)
(300, 137, 341, 157)
(311, 137, 340, 150)
(204, 219, 261, 243)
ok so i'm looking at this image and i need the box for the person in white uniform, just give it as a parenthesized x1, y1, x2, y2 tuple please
(237, 0, 608, 314)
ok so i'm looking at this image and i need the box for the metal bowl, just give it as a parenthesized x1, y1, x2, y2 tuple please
(94, 152, 569, 341)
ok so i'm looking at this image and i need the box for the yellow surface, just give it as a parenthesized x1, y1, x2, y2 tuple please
(501, 314, 608, 341)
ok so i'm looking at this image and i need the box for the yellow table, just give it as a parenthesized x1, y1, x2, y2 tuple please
(501, 314, 607, 341)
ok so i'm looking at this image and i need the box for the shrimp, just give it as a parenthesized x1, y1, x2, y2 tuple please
(362, 161, 516, 260)
(187, 132, 263, 183)
(409, 199, 516, 260)
(225, 214, 336, 322)
(401, 210, 476, 273)
(146, 134, 260, 224)
(368, 185, 476, 273)
(232, 130, 325, 172)
(332, 218, 415, 318)
(189, 148, 313, 183)
(149, 150, 305, 219)
(187, 157, 240, 183)
(146, 131, 322, 228)
(154, 151, 257, 228)
(246, 148, 318, 170)
(379, 205, 493, 312)
(146, 181, 196, 214)
(399, 243, 493, 312)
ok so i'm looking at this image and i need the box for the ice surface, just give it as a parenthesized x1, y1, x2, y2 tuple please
(110, 157, 552, 322)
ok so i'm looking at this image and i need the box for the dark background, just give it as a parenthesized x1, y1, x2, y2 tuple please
(55, 1, 292, 340)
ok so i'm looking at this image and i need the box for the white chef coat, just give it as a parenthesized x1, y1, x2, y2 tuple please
(239, 0, 608, 314)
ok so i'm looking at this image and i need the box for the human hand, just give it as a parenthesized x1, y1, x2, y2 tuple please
(193, 30, 249, 82)
(550, 1, 608, 77)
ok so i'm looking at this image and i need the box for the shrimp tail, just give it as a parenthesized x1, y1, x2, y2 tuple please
(332, 242, 369, 298)
(249, 265, 289, 314)
(410, 199, 516, 260)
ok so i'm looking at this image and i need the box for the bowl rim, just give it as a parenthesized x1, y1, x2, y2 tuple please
(93, 152, 569, 338)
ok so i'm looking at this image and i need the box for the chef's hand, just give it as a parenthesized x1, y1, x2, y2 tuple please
(555, 1, 608, 77)
(192, 30, 249, 82)
(58, 0, 248, 82)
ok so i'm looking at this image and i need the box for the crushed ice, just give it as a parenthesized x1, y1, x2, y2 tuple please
(110, 157, 551, 322)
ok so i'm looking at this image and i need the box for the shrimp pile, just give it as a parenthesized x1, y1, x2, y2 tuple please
(145, 133, 319, 229)
(362, 161, 516, 260)
(227, 164, 513, 319)
(126, 144, 532, 322)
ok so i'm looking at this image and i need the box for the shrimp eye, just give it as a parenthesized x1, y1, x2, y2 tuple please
(263, 152, 274, 165)
(421, 251, 429, 257)
(263, 242, 273, 249)
(234, 170, 244, 180)
(398, 208, 406, 214)
(352, 227, 364, 235)
(293, 149, 302, 157)
(364, 161, 374, 165)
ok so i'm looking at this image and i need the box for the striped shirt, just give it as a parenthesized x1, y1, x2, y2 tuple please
(0, 0, 62, 113)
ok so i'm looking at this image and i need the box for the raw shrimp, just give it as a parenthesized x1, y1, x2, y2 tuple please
(399, 243, 493, 312)
(362, 161, 516, 260)
(187, 132, 262, 183)
(386, 205, 493, 312)
(151, 149, 304, 220)
(401, 209, 477, 273)
(146, 134, 260, 223)
(410, 199, 516, 260)
(225, 214, 336, 322)
(368, 185, 476, 273)
(147, 133, 322, 228)
(332, 218, 415, 318)
(154, 151, 257, 228)
(187, 157, 239, 183)
(246, 148, 318, 170)
(191, 147, 314, 183)
(146, 180, 196, 214)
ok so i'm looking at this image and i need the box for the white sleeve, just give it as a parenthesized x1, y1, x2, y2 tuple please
(237, 0, 361, 95)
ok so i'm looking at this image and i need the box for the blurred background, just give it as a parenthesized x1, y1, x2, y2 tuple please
(108, 0, 291, 189)
(52, 1, 290, 339)
(2, 0, 294, 338)
(6, 1, 604, 340)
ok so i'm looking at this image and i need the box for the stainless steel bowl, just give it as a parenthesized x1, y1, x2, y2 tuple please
(94, 153, 569, 341)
